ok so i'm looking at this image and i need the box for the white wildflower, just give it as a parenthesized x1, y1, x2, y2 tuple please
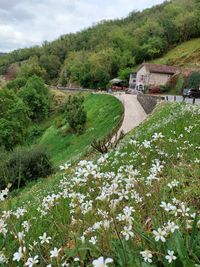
(165, 250, 176, 263)
(92, 256, 113, 267)
(39, 233, 51, 244)
(140, 250, 153, 263)
(121, 225, 134, 241)
(25, 256, 39, 267)
(50, 247, 61, 258)
(13, 247, 26, 262)
(153, 228, 166, 242)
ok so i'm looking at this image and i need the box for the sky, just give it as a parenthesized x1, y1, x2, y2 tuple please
(0, 0, 164, 52)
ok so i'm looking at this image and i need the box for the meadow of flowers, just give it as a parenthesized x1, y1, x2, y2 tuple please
(0, 102, 200, 266)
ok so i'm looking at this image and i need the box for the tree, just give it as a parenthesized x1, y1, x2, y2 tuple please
(187, 71, 200, 89)
(17, 56, 47, 81)
(64, 95, 87, 134)
(40, 54, 61, 81)
(18, 75, 50, 121)
(118, 67, 133, 86)
(0, 89, 30, 150)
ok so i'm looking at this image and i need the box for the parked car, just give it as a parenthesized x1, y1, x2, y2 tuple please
(182, 88, 200, 98)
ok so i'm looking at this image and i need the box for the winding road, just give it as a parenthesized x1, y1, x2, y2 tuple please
(115, 93, 147, 135)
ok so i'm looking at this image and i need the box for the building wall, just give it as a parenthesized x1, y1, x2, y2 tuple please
(136, 66, 149, 85)
(149, 73, 172, 85)
(135, 66, 172, 87)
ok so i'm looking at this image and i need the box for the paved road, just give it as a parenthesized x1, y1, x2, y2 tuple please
(162, 95, 200, 104)
(115, 94, 147, 135)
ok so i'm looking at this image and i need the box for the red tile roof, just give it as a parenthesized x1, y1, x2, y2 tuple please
(138, 63, 179, 75)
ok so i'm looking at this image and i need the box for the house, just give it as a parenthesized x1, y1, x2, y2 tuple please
(129, 64, 179, 91)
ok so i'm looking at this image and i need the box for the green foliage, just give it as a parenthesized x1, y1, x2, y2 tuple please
(40, 54, 61, 81)
(118, 67, 133, 86)
(160, 84, 171, 93)
(26, 124, 44, 145)
(0, 102, 200, 266)
(39, 93, 123, 165)
(0, 145, 53, 190)
(18, 75, 50, 121)
(175, 74, 185, 93)
(1, 0, 200, 87)
(17, 56, 47, 80)
(63, 95, 87, 134)
(6, 77, 27, 91)
(187, 71, 200, 88)
(63, 48, 120, 88)
(0, 89, 30, 150)
(135, 36, 167, 64)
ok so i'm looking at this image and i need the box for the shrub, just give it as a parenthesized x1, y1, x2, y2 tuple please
(175, 74, 185, 94)
(63, 95, 87, 134)
(160, 84, 171, 93)
(150, 85, 160, 94)
(187, 71, 200, 89)
(0, 146, 53, 190)
(26, 125, 44, 144)
(6, 77, 27, 91)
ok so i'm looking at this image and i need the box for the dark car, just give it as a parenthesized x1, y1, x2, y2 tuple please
(182, 88, 200, 98)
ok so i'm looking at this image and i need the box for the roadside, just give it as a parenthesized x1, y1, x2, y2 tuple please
(114, 93, 147, 135)
(148, 94, 200, 105)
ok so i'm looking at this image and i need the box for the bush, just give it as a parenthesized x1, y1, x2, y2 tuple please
(175, 74, 185, 94)
(187, 71, 200, 89)
(160, 84, 171, 93)
(6, 77, 27, 91)
(63, 95, 87, 134)
(0, 146, 53, 190)
(150, 85, 160, 94)
(26, 125, 44, 144)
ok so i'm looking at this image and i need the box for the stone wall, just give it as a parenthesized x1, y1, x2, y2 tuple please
(137, 95, 163, 114)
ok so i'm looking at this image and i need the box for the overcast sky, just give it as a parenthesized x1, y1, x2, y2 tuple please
(0, 0, 164, 52)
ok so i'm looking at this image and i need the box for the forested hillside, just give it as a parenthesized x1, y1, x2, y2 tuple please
(0, 0, 200, 88)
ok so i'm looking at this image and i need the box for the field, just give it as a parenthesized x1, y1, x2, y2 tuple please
(0, 101, 200, 266)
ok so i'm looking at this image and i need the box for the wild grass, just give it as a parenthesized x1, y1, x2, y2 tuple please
(153, 38, 200, 69)
(0, 102, 200, 266)
(39, 93, 124, 165)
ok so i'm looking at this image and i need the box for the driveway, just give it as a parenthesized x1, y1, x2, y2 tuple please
(115, 93, 147, 135)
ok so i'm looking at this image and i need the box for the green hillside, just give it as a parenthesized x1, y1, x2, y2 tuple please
(154, 38, 200, 69)
(0, 101, 200, 266)
(38, 93, 124, 165)
(0, 0, 200, 88)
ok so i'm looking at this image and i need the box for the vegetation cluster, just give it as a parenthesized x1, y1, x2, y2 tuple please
(0, 102, 199, 266)
(0, 76, 123, 191)
(0, 0, 200, 88)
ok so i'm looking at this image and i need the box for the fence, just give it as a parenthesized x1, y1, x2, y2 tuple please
(164, 95, 199, 104)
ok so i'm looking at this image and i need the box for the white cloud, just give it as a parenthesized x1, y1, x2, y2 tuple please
(0, 0, 164, 52)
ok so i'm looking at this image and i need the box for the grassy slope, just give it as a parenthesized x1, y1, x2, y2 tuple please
(0, 101, 200, 266)
(153, 38, 200, 69)
(0, 92, 123, 206)
(38, 93, 124, 165)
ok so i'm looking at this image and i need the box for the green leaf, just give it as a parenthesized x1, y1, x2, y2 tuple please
(174, 232, 194, 267)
